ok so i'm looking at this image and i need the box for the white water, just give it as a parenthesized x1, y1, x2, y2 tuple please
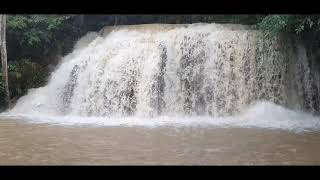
(1, 23, 320, 132)
(1, 101, 320, 132)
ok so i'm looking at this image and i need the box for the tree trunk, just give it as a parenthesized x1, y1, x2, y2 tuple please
(79, 15, 84, 26)
(114, 15, 117, 26)
(0, 14, 10, 107)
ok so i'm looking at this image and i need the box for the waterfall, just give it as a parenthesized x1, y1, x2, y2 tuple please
(2, 23, 320, 131)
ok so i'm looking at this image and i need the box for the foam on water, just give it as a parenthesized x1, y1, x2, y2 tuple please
(1, 101, 320, 132)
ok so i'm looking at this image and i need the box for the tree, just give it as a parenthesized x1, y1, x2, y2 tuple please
(257, 15, 320, 38)
(0, 14, 10, 107)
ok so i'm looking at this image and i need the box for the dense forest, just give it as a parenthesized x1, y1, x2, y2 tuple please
(1, 14, 320, 110)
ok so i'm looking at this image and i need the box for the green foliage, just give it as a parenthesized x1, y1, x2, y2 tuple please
(6, 15, 81, 63)
(0, 60, 49, 108)
(257, 15, 291, 38)
(257, 15, 320, 38)
(8, 15, 70, 47)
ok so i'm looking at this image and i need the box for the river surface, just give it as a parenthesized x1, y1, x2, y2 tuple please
(0, 118, 320, 165)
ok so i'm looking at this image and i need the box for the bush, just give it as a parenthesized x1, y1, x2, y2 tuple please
(0, 60, 49, 108)
(7, 15, 82, 64)
(257, 15, 320, 38)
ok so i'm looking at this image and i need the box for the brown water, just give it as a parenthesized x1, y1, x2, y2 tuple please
(0, 118, 320, 165)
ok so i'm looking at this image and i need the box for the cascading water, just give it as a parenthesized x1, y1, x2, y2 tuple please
(1, 23, 320, 132)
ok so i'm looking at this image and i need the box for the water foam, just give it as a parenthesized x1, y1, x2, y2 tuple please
(1, 101, 320, 132)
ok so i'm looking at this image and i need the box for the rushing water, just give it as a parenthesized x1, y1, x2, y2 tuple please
(1, 23, 320, 165)
(1, 23, 320, 131)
